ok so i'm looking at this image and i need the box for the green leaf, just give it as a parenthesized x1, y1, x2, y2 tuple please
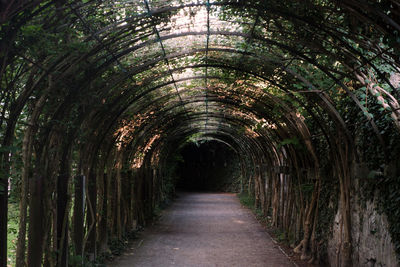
(0, 145, 19, 153)
(363, 111, 374, 119)
(367, 170, 380, 179)
(277, 138, 300, 149)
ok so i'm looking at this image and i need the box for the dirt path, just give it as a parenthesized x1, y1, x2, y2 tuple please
(110, 193, 296, 267)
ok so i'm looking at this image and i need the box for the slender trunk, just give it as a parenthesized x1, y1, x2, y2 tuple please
(136, 168, 145, 226)
(27, 174, 45, 267)
(0, 114, 18, 267)
(130, 169, 137, 229)
(43, 131, 62, 267)
(98, 172, 108, 253)
(27, 141, 55, 266)
(264, 169, 270, 215)
(116, 151, 122, 239)
(294, 169, 320, 261)
(259, 168, 266, 214)
(309, 178, 321, 264)
(57, 147, 71, 267)
(15, 118, 34, 266)
(284, 178, 292, 230)
(73, 175, 85, 257)
(17, 75, 53, 266)
(0, 151, 10, 267)
(272, 173, 280, 226)
(106, 156, 114, 237)
(254, 172, 260, 208)
(58, 195, 71, 267)
(86, 165, 97, 260)
(0, 66, 45, 267)
(338, 145, 352, 267)
(279, 174, 285, 227)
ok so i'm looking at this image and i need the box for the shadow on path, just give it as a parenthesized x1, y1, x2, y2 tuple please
(110, 193, 296, 267)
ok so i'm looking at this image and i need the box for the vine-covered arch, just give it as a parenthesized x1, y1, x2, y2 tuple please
(1, 1, 400, 266)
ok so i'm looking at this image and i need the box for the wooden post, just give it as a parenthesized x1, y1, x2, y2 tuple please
(73, 175, 85, 257)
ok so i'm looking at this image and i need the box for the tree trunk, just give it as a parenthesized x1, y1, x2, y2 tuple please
(57, 148, 72, 267)
(86, 166, 97, 260)
(27, 175, 45, 267)
(130, 169, 137, 229)
(15, 121, 33, 267)
(98, 172, 109, 254)
(272, 173, 280, 226)
(294, 169, 320, 261)
(0, 151, 9, 267)
(16, 89, 50, 266)
(0, 64, 46, 267)
(338, 145, 352, 267)
(116, 151, 122, 239)
(0, 116, 18, 267)
(73, 175, 85, 257)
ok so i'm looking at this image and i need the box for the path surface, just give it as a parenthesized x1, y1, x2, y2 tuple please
(111, 193, 295, 267)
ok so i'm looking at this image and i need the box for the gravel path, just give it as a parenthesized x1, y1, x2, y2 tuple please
(110, 193, 296, 267)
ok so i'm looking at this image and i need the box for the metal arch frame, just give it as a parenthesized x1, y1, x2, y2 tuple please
(81, 70, 344, 172)
(87, 64, 342, 136)
(115, 94, 313, 167)
(7, 0, 399, 88)
(143, 0, 189, 119)
(5, 1, 397, 139)
(76, 28, 395, 142)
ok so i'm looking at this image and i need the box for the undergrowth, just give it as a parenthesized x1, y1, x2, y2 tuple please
(238, 191, 255, 207)
(238, 191, 267, 222)
(237, 192, 292, 246)
(7, 202, 19, 267)
(68, 201, 169, 267)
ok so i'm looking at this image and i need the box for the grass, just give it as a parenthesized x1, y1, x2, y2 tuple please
(7, 202, 19, 267)
(238, 191, 255, 207)
(272, 228, 293, 245)
(238, 192, 294, 247)
(238, 192, 268, 222)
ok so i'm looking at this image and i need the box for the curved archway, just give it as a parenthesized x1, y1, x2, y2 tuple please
(1, 1, 400, 266)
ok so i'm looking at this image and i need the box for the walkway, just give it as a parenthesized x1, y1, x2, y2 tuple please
(111, 193, 296, 267)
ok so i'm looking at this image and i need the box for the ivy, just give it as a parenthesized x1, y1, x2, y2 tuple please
(376, 175, 400, 259)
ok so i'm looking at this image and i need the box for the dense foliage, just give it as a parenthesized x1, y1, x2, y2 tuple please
(1, 0, 400, 266)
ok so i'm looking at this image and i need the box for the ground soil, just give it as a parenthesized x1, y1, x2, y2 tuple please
(109, 192, 299, 267)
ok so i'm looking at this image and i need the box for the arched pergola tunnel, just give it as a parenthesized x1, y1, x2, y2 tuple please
(1, 0, 400, 266)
